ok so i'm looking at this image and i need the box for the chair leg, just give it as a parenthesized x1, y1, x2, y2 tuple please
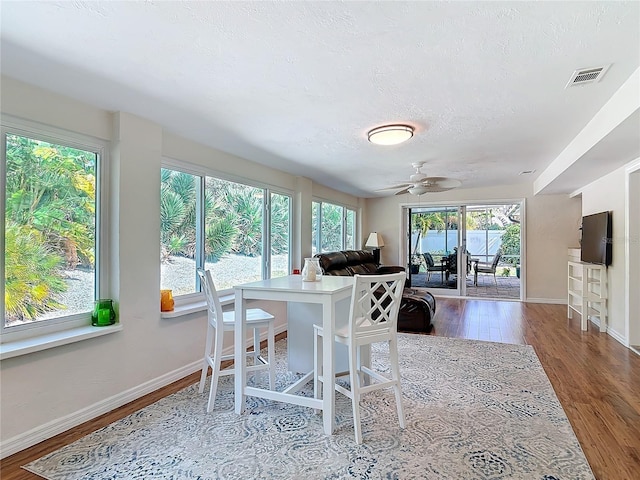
(313, 326, 323, 413)
(267, 321, 276, 390)
(207, 326, 224, 412)
(349, 343, 363, 444)
(389, 337, 406, 429)
(253, 326, 261, 365)
(199, 322, 214, 393)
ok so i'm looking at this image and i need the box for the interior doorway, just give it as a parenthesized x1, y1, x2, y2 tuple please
(405, 201, 523, 301)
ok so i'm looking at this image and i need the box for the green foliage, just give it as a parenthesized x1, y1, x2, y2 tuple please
(228, 187, 263, 256)
(160, 170, 198, 257)
(4, 134, 95, 321)
(500, 224, 521, 266)
(270, 194, 290, 254)
(161, 172, 291, 264)
(320, 203, 343, 252)
(501, 267, 511, 277)
(411, 213, 446, 236)
(4, 223, 67, 321)
(206, 215, 238, 261)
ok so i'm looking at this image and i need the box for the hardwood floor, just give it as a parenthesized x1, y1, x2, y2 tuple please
(2, 300, 639, 479)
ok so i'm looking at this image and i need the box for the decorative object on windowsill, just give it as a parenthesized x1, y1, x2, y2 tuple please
(160, 289, 175, 312)
(302, 257, 322, 282)
(91, 299, 116, 326)
(365, 232, 385, 265)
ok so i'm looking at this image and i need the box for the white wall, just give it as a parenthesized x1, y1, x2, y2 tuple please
(364, 183, 582, 303)
(579, 161, 637, 341)
(0, 77, 359, 454)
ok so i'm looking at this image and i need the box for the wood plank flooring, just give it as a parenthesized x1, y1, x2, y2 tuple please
(2, 300, 639, 480)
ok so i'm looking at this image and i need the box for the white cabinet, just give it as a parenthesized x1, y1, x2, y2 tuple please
(568, 261, 608, 332)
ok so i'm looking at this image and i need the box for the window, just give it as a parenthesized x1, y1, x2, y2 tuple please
(2, 124, 107, 341)
(312, 200, 357, 254)
(160, 166, 291, 297)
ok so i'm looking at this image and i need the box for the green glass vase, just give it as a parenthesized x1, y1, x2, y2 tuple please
(91, 299, 116, 326)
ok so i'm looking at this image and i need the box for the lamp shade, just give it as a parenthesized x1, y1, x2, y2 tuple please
(365, 232, 384, 248)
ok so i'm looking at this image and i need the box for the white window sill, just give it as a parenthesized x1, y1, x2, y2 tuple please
(160, 293, 234, 319)
(0, 323, 123, 360)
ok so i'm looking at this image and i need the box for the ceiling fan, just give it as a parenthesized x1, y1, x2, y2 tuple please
(377, 161, 462, 196)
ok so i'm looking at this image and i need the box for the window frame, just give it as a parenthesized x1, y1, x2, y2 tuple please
(312, 198, 359, 254)
(161, 158, 293, 301)
(1, 116, 110, 344)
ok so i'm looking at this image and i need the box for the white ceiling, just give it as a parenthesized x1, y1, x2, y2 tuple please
(1, 1, 639, 197)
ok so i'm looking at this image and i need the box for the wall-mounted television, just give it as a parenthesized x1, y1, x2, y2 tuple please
(580, 211, 612, 266)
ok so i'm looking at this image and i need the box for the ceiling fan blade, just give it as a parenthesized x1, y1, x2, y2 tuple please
(394, 186, 411, 195)
(421, 177, 462, 192)
(375, 183, 411, 191)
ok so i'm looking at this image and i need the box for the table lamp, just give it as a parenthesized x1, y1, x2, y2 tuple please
(365, 232, 384, 265)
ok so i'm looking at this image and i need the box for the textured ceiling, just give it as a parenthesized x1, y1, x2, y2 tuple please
(1, 1, 639, 197)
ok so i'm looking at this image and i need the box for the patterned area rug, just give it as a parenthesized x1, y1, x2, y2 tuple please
(24, 335, 594, 479)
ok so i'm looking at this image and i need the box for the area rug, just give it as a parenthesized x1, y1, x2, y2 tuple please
(24, 335, 594, 479)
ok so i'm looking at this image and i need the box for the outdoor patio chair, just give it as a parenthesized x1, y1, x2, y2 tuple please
(422, 252, 447, 282)
(474, 249, 502, 286)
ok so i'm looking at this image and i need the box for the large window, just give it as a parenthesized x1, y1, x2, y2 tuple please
(312, 200, 357, 254)
(160, 167, 291, 297)
(2, 125, 105, 338)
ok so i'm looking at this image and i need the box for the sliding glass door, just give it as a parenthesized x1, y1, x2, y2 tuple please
(406, 205, 466, 296)
(405, 201, 523, 300)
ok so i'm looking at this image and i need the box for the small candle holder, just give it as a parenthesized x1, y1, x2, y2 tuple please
(91, 299, 116, 326)
(160, 289, 175, 312)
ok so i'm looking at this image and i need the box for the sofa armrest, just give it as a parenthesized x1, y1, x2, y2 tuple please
(376, 265, 406, 274)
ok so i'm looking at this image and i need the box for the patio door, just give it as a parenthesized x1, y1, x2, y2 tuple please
(405, 201, 523, 300)
(406, 205, 466, 296)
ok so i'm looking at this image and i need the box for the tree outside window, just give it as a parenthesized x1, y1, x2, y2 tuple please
(160, 168, 291, 295)
(3, 133, 97, 327)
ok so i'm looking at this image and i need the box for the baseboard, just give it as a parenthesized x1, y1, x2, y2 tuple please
(0, 323, 287, 459)
(0, 360, 202, 459)
(605, 326, 627, 347)
(524, 297, 566, 305)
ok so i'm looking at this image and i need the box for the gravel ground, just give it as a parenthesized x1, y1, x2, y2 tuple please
(161, 254, 289, 295)
(22, 254, 289, 326)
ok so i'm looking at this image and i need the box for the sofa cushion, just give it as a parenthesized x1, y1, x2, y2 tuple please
(348, 263, 378, 275)
(316, 251, 348, 274)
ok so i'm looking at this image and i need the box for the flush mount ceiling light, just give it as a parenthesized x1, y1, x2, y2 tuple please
(367, 124, 414, 146)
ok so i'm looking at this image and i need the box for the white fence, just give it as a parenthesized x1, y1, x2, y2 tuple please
(412, 230, 505, 262)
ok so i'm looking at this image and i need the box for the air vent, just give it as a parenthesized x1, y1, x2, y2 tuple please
(566, 65, 610, 88)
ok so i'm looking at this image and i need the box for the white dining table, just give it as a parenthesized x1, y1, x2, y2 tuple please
(234, 274, 354, 435)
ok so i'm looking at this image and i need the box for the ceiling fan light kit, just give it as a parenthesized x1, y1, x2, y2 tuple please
(377, 161, 462, 196)
(408, 185, 429, 195)
(367, 124, 414, 146)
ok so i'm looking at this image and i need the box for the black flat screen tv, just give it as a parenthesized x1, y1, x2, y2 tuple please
(580, 211, 612, 266)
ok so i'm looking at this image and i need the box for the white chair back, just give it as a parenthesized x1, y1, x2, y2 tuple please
(349, 272, 405, 339)
(197, 268, 224, 329)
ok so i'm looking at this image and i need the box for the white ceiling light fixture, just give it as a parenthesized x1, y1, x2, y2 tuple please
(367, 124, 414, 146)
(408, 185, 429, 195)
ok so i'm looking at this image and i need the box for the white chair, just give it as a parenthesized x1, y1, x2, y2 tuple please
(313, 272, 406, 444)
(197, 268, 276, 412)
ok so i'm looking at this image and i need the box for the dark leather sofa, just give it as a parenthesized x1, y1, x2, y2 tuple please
(314, 250, 436, 333)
